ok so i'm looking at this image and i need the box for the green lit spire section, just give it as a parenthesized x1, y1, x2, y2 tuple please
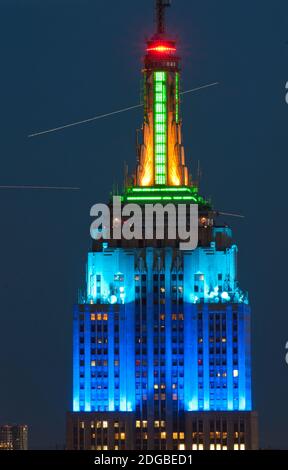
(175, 72, 179, 123)
(122, 186, 211, 209)
(154, 71, 167, 185)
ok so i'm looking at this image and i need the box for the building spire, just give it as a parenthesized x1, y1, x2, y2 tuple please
(156, 0, 171, 35)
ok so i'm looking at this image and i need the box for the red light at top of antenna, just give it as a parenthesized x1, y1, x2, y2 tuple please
(147, 45, 176, 53)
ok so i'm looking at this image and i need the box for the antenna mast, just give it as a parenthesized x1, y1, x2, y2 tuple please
(156, 0, 171, 35)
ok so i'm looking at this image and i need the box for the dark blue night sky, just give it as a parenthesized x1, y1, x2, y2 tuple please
(0, 0, 287, 449)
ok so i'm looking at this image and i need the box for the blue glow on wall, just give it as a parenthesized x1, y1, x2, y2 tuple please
(72, 227, 252, 414)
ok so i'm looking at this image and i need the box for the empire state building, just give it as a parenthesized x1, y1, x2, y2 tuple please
(67, 0, 258, 451)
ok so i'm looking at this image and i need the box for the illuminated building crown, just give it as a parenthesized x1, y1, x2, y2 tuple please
(123, 0, 209, 208)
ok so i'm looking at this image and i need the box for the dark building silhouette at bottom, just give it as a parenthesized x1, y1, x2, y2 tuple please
(0, 425, 28, 450)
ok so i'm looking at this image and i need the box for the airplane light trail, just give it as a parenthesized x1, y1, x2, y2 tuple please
(217, 211, 245, 219)
(0, 186, 79, 191)
(28, 82, 219, 138)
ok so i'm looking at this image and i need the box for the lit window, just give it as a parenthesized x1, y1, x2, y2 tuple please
(120, 433, 125, 440)
(233, 370, 239, 378)
(103, 446, 108, 450)
(210, 444, 215, 450)
(173, 432, 178, 440)
(198, 444, 204, 450)
(222, 338, 227, 343)
(142, 421, 147, 428)
(97, 314, 102, 321)
(222, 445, 227, 450)
(91, 361, 96, 367)
(103, 421, 108, 428)
(179, 432, 185, 440)
(80, 421, 84, 429)
(155, 71, 166, 81)
(155, 114, 165, 123)
(91, 314, 96, 321)
(96, 421, 101, 429)
(216, 444, 221, 450)
(178, 444, 185, 450)
(154, 421, 160, 428)
(192, 444, 197, 450)
(103, 314, 108, 321)
(161, 432, 166, 439)
(234, 444, 239, 450)
(156, 104, 164, 112)
(154, 384, 159, 389)
(240, 444, 245, 450)
(115, 446, 119, 450)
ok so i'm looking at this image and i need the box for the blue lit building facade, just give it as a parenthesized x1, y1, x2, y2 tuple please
(66, 1, 258, 450)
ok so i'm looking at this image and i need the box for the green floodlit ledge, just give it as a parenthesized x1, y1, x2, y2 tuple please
(126, 196, 197, 201)
(121, 186, 212, 208)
